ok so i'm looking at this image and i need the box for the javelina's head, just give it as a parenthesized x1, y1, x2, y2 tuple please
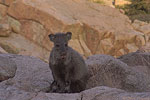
(49, 32, 72, 60)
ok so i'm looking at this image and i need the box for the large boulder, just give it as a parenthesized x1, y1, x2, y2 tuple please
(86, 54, 150, 92)
(0, 55, 16, 81)
(0, 53, 53, 92)
(118, 51, 150, 76)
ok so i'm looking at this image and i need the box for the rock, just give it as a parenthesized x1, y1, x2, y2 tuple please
(31, 92, 81, 100)
(8, 16, 21, 34)
(0, 46, 7, 53)
(0, 53, 150, 99)
(118, 51, 150, 76)
(0, 23, 11, 37)
(0, 85, 150, 100)
(7, 0, 145, 57)
(138, 24, 150, 34)
(69, 39, 85, 56)
(0, 53, 53, 92)
(79, 34, 92, 57)
(82, 86, 150, 100)
(0, 0, 15, 6)
(0, 41, 19, 54)
(0, 85, 36, 100)
(20, 20, 47, 46)
(0, 33, 50, 62)
(86, 54, 150, 92)
(132, 19, 148, 29)
(138, 44, 150, 52)
(0, 4, 7, 17)
(0, 55, 17, 81)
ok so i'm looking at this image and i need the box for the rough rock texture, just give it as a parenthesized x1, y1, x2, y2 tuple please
(0, 33, 50, 62)
(0, 0, 148, 62)
(0, 53, 150, 100)
(132, 20, 150, 43)
(89, 0, 131, 7)
(8, 0, 145, 57)
(138, 44, 150, 52)
(0, 23, 11, 37)
(0, 46, 7, 53)
(0, 55, 16, 81)
(0, 0, 15, 6)
(86, 54, 150, 92)
(82, 87, 150, 100)
(0, 53, 53, 92)
(118, 51, 150, 76)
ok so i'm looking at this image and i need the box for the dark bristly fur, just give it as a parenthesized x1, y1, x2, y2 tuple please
(48, 32, 89, 93)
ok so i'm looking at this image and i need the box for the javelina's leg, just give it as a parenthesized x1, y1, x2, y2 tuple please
(50, 65, 65, 92)
(49, 81, 59, 92)
(70, 80, 86, 93)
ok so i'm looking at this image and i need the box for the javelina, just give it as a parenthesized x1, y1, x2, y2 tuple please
(48, 32, 89, 93)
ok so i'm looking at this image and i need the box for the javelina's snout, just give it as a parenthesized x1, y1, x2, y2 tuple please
(60, 52, 67, 59)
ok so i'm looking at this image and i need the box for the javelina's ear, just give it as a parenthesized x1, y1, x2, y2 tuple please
(66, 32, 72, 41)
(48, 34, 55, 42)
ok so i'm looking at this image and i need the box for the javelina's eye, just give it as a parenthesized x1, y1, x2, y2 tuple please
(55, 44, 60, 47)
(65, 43, 68, 47)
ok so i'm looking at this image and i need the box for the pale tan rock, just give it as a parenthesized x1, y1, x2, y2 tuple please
(138, 24, 150, 34)
(5, 0, 147, 59)
(133, 20, 148, 26)
(0, 23, 11, 37)
(0, 0, 15, 6)
(79, 34, 92, 57)
(126, 43, 138, 53)
(7, 0, 144, 57)
(20, 20, 47, 46)
(69, 39, 84, 56)
(96, 38, 113, 54)
(0, 46, 7, 53)
(8, 16, 21, 34)
(0, 33, 50, 62)
(0, 4, 7, 17)
(138, 43, 150, 52)
(135, 35, 146, 47)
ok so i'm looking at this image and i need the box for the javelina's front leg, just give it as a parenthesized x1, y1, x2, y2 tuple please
(63, 70, 71, 93)
(49, 81, 59, 92)
(50, 64, 65, 93)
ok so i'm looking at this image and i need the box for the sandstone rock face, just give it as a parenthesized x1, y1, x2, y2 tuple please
(0, 53, 150, 100)
(0, 46, 7, 53)
(0, 0, 146, 61)
(132, 20, 150, 43)
(0, 0, 15, 6)
(0, 23, 11, 37)
(0, 33, 50, 62)
(86, 53, 150, 92)
(89, 0, 131, 7)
